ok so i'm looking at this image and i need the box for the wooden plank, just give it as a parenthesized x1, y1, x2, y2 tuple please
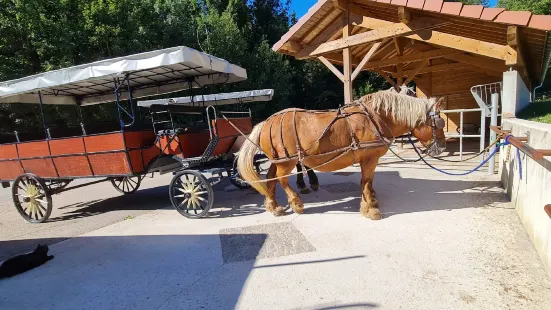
(397, 63, 404, 85)
(508, 26, 533, 87)
(404, 60, 428, 85)
(318, 56, 345, 82)
(394, 37, 404, 56)
(350, 14, 400, 30)
(404, 62, 469, 76)
(398, 7, 411, 24)
(295, 15, 344, 59)
(444, 53, 508, 72)
(352, 41, 382, 81)
(308, 17, 448, 57)
(287, 40, 302, 53)
(333, 0, 347, 11)
(364, 48, 461, 69)
(343, 5, 353, 104)
(351, 16, 517, 63)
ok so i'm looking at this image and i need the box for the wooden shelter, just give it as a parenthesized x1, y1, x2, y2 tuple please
(273, 0, 551, 132)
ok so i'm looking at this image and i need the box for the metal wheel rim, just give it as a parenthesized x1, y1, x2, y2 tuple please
(171, 172, 212, 218)
(13, 175, 52, 223)
(112, 176, 141, 194)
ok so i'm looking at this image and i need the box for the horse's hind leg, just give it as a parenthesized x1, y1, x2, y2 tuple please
(306, 166, 319, 191)
(265, 164, 286, 216)
(278, 162, 305, 215)
(360, 159, 382, 220)
(296, 164, 311, 194)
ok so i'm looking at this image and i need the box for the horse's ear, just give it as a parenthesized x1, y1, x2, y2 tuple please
(435, 97, 445, 111)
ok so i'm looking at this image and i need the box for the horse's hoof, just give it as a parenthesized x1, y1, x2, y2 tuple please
(366, 208, 382, 220)
(310, 184, 319, 192)
(300, 188, 311, 195)
(273, 206, 286, 217)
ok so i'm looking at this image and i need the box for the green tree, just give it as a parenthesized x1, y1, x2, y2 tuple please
(498, 0, 551, 15)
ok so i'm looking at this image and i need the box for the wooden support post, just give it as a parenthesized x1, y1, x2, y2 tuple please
(343, 4, 353, 104)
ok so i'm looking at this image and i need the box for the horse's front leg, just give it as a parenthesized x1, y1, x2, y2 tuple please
(360, 158, 382, 220)
(265, 164, 286, 216)
(278, 163, 304, 215)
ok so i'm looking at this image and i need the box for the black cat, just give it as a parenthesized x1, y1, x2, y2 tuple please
(0, 244, 54, 279)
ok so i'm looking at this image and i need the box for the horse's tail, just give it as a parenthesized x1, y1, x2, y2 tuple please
(237, 121, 270, 197)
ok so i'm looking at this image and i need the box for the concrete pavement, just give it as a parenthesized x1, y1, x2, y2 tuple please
(1, 159, 550, 309)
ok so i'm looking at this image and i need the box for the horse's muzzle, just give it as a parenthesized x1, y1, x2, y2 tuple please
(427, 138, 446, 156)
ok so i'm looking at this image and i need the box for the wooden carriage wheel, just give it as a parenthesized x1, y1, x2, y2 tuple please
(111, 176, 142, 194)
(12, 174, 53, 223)
(169, 171, 213, 219)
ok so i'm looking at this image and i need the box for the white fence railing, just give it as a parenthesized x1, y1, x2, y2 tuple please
(441, 108, 485, 161)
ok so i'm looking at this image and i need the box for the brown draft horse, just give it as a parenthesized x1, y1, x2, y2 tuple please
(237, 90, 446, 220)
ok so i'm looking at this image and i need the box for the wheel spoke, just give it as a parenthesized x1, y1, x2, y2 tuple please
(36, 205, 44, 218)
(177, 187, 188, 194)
(177, 198, 189, 210)
(196, 196, 207, 202)
(17, 185, 29, 195)
(128, 178, 138, 186)
(36, 201, 48, 212)
(174, 194, 187, 198)
(195, 191, 208, 196)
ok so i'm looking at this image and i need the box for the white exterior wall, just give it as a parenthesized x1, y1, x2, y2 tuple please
(499, 118, 551, 277)
(502, 70, 531, 118)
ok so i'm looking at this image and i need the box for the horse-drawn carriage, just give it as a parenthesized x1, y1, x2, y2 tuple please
(0, 46, 270, 223)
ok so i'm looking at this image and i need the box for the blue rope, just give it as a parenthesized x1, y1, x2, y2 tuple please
(408, 136, 511, 176)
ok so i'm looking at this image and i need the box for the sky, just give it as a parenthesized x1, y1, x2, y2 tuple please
(290, 0, 499, 19)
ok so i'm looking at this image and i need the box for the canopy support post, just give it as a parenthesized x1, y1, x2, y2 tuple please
(37, 91, 49, 139)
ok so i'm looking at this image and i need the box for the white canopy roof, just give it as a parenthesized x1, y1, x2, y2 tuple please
(0, 46, 247, 106)
(138, 89, 274, 108)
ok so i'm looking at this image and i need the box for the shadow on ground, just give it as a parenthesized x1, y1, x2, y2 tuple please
(0, 234, 372, 310)
(216, 170, 509, 219)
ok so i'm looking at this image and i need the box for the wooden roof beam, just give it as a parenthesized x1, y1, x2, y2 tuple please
(444, 54, 508, 73)
(351, 15, 518, 64)
(352, 41, 382, 81)
(364, 48, 462, 69)
(333, 0, 347, 11)
(403, 60, 429, 85)
(301, 17, 449, 58)
(375, 69, 399, 91)
(508, 26, 533, 88)
(318, 56, 345, 82)
(403, 62, 469, 76)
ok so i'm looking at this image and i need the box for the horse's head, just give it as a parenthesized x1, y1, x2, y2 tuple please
(411, 98, 446, 156)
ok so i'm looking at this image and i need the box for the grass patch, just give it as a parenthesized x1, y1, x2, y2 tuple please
(124, 215, 135, 220)
(517, 99, 551, 124)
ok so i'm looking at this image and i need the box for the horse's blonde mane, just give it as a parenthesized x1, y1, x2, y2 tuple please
(356, 89, 435, 128)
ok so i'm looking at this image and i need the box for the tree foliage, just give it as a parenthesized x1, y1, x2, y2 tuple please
(498, 0, 551, 15)
(0, 0, 386, 130)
